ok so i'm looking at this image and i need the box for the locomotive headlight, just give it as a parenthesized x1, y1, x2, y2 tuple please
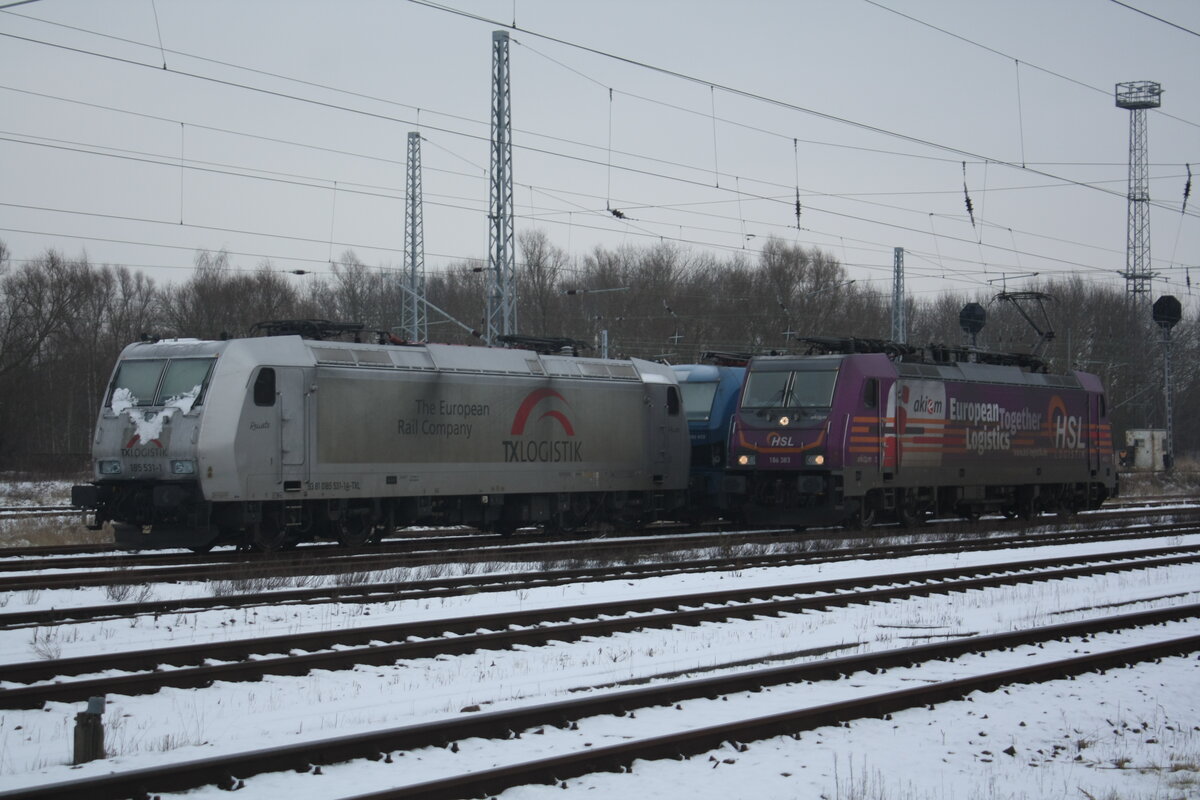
(170, 460, 196, 475)
(98, 460, 122, 475)
(778, 416, 790, 426)
(736, 454, 756, 466)
(805, 453, 826, 466)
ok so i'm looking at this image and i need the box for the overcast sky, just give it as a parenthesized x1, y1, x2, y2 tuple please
(0, 0, 1196, 306)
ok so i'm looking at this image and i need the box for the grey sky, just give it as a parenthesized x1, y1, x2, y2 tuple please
(0, 0, 1196, 304)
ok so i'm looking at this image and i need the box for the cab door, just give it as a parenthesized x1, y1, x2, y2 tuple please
(278, 368, 307, 471)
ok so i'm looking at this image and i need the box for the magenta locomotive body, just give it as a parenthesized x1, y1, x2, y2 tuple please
(726, 345, 1116, 526)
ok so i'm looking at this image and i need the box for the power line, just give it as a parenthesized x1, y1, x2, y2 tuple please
(8, 102, 1169, 281)
(862, 0, 1200, 130)
(5, 13, 1196, 230)
(4, 115, 1194, 291)
(409, 0, 1200, 187)
(1108, 0, 1200, 39)
(2, 6, 1194, 298)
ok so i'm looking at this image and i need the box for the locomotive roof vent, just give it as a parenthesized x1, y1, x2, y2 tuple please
(496, 334, 591, 356)
(252, 319, 366, 341)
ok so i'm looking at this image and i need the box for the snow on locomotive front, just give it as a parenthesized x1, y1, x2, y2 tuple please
(70, 336, 228, 550)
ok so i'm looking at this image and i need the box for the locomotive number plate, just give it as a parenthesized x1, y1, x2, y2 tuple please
(129, 462, 164, 475)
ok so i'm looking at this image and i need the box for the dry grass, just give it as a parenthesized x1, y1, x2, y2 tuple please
(0, 517, 110, 548)
(1119, 458, 1200, 496)
(0, 477, 109, 548)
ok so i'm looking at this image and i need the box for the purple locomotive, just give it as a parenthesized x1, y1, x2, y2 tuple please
(725, 338, 1116, 527)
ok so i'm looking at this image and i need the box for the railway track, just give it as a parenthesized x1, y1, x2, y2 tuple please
(1, 495, 1195, 562)
(2, 517, 1200, 628)
(4, 542, 1198, 709)
(6, 605, 1196, 800)
(1, 509, 1198, 598)
(0, 504, 78, 520)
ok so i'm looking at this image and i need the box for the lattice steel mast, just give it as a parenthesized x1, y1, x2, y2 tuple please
(486, 29, 516, 344)
(891, 246, 907, 343)
(402, 131, 427, 342)
(1115, 81, 1162, 303)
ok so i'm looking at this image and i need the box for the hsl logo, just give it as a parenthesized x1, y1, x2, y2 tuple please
(1047, 395, 1086, 450)
(504, 389, 583, 463)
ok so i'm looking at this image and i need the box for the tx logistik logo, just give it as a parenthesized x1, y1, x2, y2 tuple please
(504, 388, 583, 463)
(122, 433, 166, 457)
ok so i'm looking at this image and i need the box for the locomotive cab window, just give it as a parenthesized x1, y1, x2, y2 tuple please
(107, 357, 214, 409)
(159, 358, 214, 408)
(254, 368, 276, 407)
(108, 359, 165, 407)
(863, 378, 878, 409)
(679, 381, 719, 422)
(741, 368, 838, 424)
(667, 386, 681, 416)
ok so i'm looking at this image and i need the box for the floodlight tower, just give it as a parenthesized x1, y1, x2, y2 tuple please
(1115, 81, 1162, 303)
(891, 247, 906, 343)
(402, 132, 428, 342)
(486, 29, 517, 345)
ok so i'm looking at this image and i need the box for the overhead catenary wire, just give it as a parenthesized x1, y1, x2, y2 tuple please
(1, 126, 1191, 291)
(0, 3, 1194, 303)
(861, 0, 1200, 131)
(1108, 0, 1200, 39)
(3, 15, 1196, 227)
(407, 0, 1199, 198)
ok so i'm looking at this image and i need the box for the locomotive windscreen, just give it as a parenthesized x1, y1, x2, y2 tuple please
(741, 369, 838, 411)
(107, 358, 215, 408)
(679, 380, 719, 422)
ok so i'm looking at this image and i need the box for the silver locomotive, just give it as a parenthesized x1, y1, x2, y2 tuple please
(72, 330, 690, 550)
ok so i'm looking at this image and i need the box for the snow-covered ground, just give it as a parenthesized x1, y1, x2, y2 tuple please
(0, 529, 1198, 799)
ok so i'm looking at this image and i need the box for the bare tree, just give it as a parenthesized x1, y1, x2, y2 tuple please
(517, 229, 568, 336)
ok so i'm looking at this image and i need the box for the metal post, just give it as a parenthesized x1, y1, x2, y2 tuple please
(1162, 326, 1174, 470)
(73, 696, 105, 764)
(486, 30, 516, 345)
(891, 247, 906, 343)
(403, 131, 427, 342)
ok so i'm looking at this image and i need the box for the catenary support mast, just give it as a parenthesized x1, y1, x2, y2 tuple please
(1115, 81, 1162, 303)
(403, 131, 427, 342)
(891, 247, 907, 344)
(486, 30, 517, 344)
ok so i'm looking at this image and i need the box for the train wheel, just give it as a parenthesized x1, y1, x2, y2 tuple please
(1016, 495, 1037, 521)
(843, 498, 876, 530)
(249, 517, 289, 552)
(489, 520, 518, 538)
(337, 515, 377, 548)
(896, 492, 928, 528)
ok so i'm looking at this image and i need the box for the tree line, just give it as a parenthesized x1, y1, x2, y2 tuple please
(0, 233, 1193, 473)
